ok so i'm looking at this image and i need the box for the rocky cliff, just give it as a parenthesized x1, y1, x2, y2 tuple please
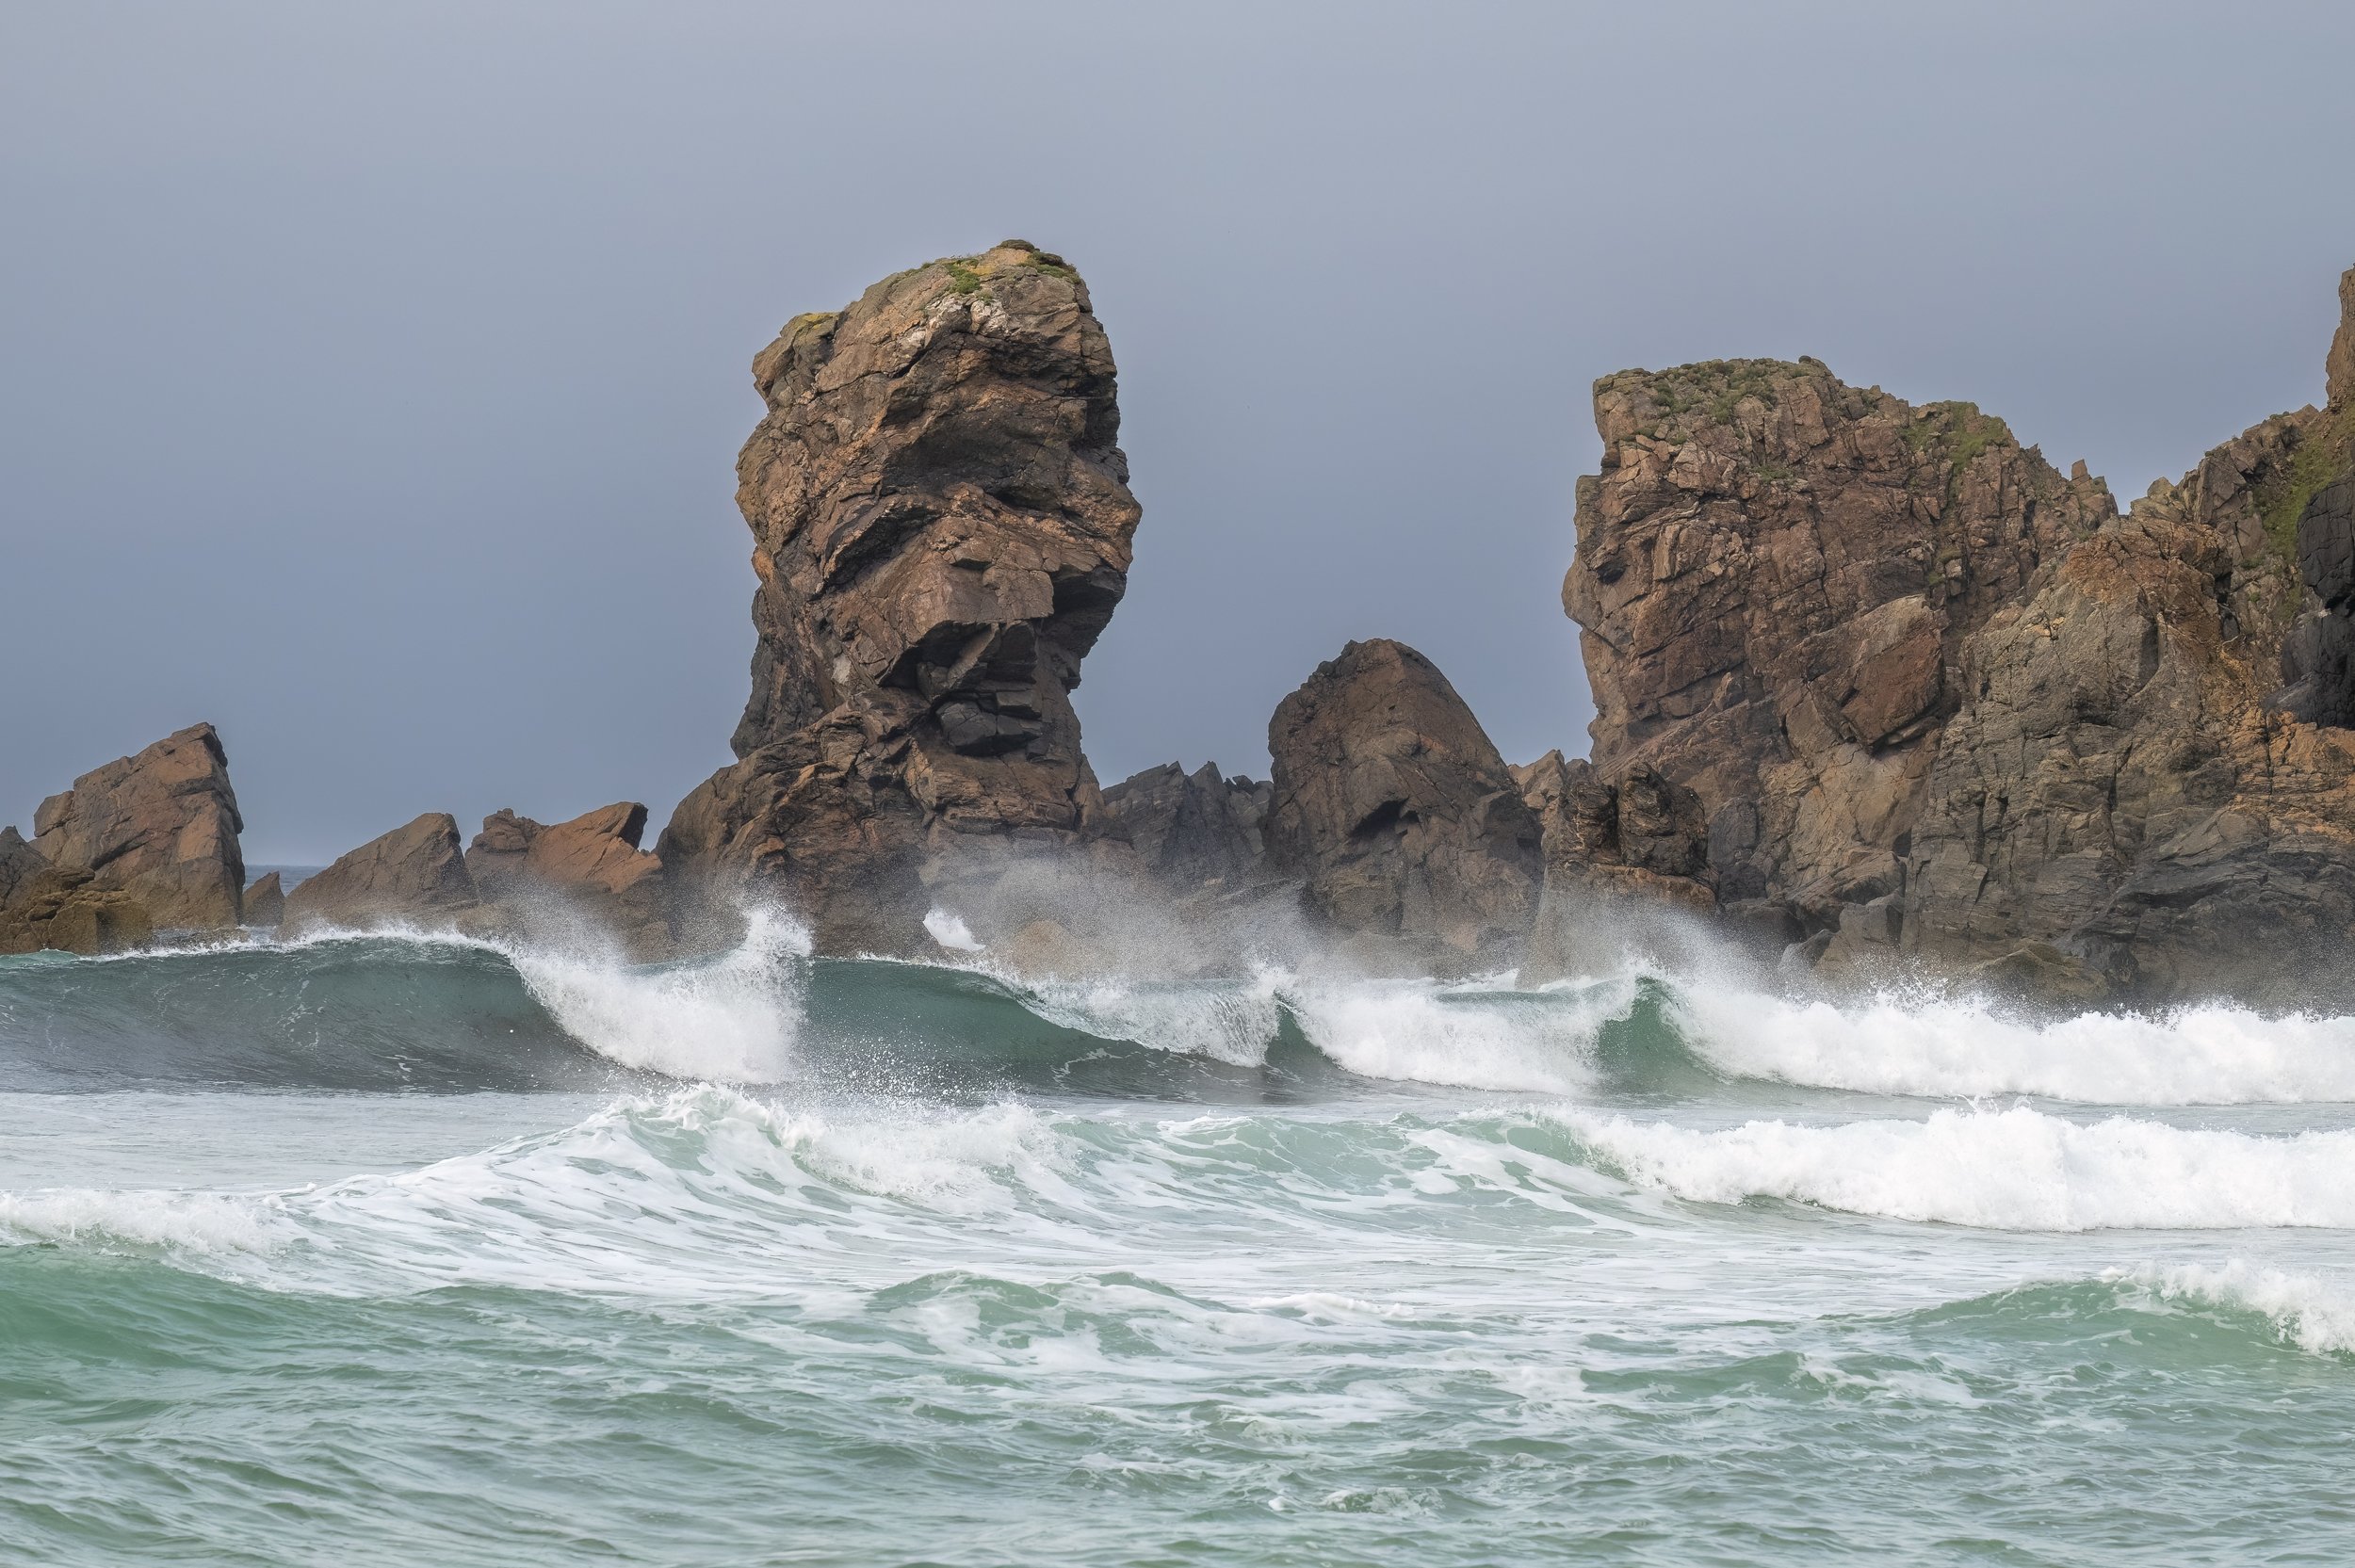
(1567, 264, 2355, 1002)
(1265, 639, 1541, 964)
(660, 241, 1141, 952)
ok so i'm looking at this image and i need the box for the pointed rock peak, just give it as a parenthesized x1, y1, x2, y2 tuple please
(2328, 263, 2355, 412)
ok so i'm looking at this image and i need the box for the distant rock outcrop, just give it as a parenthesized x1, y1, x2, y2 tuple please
(1098, 762, 1272, 897)
(281, 814, 479, 933)
(660, 241, 1142, 952)
(1265, 639, 1540, 962)
(465, 802, 667, 952)
(241, 871, 284, 927)
(28, 723, 246, 931)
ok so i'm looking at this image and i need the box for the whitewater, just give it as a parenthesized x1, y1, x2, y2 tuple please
(5, 924, 2355, 1565)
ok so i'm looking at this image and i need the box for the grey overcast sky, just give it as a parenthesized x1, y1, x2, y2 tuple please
(6, 2, 2354, 861)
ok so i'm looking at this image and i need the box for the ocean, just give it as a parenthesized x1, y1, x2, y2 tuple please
(3, 918, 2351, 1565)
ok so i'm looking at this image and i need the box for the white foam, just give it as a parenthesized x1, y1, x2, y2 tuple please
(0, 1187, 293, 1255)
(1019, 971, 1283, 1066)
(503, 908, 809, 1082)
(2113, 1260, 2355, 1354)
(1673, 984, 2355, 1105)
(924, 909, 984, 953)
(1282, 976, 1636, 1093)
(1565, 1104, 2355, 1230)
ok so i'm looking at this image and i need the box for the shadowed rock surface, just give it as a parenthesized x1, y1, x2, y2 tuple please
(659, 241, 1141, 953)
(27, 723, 246, 931)
(241, 872, 284, 928)
(1265, 639, 1540, 962)
(1098, 762, 1272, 897)
(282, 814, 479, 934)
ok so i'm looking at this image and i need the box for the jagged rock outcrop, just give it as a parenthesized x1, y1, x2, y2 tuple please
(1566, 359, 2117, 930)
(281, 814, 479, 933)
(1098, 762, 1272, 897)
(1265, 639, 1540, 962)
(1567, 262, 2355, 1002)
(1514, 752, 1714, 979)
(659, 241, 1141, 953)
(465, 803, 668, 953)
(241, 872, 284, 927)
(0, 828, 153, 955)
(26, 723, 246, 931)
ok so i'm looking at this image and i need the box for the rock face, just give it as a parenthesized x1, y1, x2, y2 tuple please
(28, 723, 246, 931)
(0, 828, 157, 955)
(1514, 752, 1714, 980)
(1265, 639, 1541, 960)
(1566, 360, 2117, 928)
(241, 872, 284, 927)
(466, 803, 668, 951)
(1567, 262, 2355, 1002)
(1097, 762, 1272, 897)
(659, 241, 1141, 952)
(281, 814, 479, 933)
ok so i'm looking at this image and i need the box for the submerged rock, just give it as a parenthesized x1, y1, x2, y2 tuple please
(281, 814, 479, 934)
(660, 241, 1141, 953)
(1264, 639, 1540, 962)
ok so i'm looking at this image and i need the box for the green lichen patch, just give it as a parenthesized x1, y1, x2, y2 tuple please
(2254, 411, 2355, 573)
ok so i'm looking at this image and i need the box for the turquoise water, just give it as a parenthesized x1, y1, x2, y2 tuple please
(4, 930, 2353, 1564)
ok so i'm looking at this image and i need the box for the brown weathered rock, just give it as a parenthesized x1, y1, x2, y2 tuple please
(1264, 639, 1540, 960)
(658, 241, 1141, 953)
(0, 865, 154, 955)
(281, 814, 479, 933)
(466, 802, 668, 952)
(241, 872, 284, 927)
(1558, 263, 2355, 1001)
(1097, 762, 1272, 896)
(0, 826, 42, 912)
(1516, 751, 1713, 980)
(29, 723, 246, 931)
(1565, 359, 2117, 926)
(2328, 264, 2355, 414)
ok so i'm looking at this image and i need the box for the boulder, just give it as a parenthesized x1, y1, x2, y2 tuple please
(659, 241, 1142, 953)
(1264, 639, 1540, 961)
(28, 722, 246, 931)
(280, 814, 479, 934)
(241, 871, 285, 927)
(1097, 761, 1273, 895)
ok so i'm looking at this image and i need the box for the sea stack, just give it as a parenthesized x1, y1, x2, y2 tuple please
(659, 241, 1142, 952)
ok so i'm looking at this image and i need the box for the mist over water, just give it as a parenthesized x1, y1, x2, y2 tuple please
(6, 913, 2355, 1565)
